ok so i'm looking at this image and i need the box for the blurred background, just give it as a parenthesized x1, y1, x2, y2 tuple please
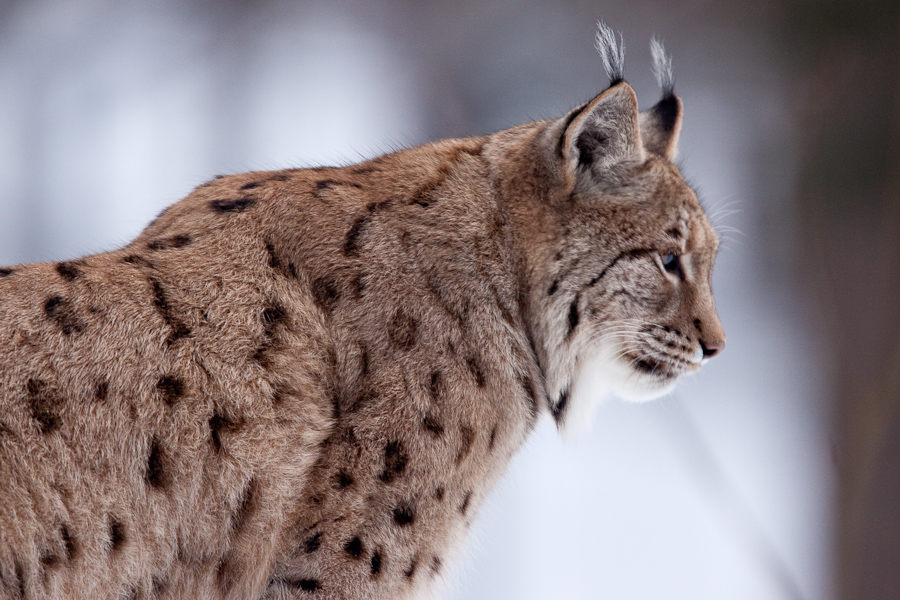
(0, 1, 897, 598)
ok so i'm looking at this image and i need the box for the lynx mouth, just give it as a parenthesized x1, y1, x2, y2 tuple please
(624, 352, 686, 381)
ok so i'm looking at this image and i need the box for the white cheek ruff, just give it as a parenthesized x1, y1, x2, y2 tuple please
(558, 340, 678, 440)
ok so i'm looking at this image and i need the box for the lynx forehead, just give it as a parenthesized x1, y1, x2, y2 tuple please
(0, 23, 723, 600)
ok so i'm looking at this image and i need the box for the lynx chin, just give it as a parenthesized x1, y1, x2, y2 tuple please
(0, 22, 724, 600)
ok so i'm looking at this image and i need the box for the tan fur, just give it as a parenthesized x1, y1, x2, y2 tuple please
(0, 72, 723, 599)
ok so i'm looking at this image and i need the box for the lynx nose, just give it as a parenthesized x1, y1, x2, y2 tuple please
(700, 339, 725, 359)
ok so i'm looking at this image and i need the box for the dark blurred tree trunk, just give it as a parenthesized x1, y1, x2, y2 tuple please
(781, 2, 900, 598)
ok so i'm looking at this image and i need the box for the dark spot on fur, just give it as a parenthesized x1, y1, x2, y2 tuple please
(240, 181, 264, 190)
(0, 267, 14, 277)
(379, 440, 408, 484)
(344, 213, 370, 256)
(456, 425, 474, 465)
(360, 346, 370, 377)
(316, 179, 361, 192)
(428, 371, 443, 402)
(434, 486, 445, 501)
(567, 296, 579, 339)
(352, 272, 367, 298)
(488, 425, 497, 451)
(298, 579, 319, 592)
(552, 388, 569, 421)
(27, 378, 62, 433)
(430, 556, 442, 576)
(266, 241, 298, 279)
(466, 356, 486, 388)
(265, 242, 279, 269)
(145, 437, 167, 490)
(209, 197, 255, 213)
(61, 526, 76, 561)
(231, 478, 256, 532)
(404, 556, 419, 579)
(208, 412, 235, 453)
(459, 491, 472, 515)
(156, 376, 184, 406)
(95, 380, 109, 401)
(344, 537, 363, 559)
(335, 470, 354, 489)
(312, 277, 341, 312)
(423, 414, 444, 437)
(303, 532, 321, 553)
(263, 302, 286, 332)
(667, 227, 682, 239)
(149, 278, 190, 343)
(694, 319, 702, 331)
(44, 295, 84, 335)
(39, 549, 59, 570)
(351, 165, 376, 175)
(254, 300, 287, 362)
(121, 254, 154, 268)
(548, 279, 559, 296)
(370, 550, 383, 576)
(392, 504, 415, 526)
(147, 234, 191, 251)
(108, 517, 126, 553)
(388, 311, 418, 351)
(55, 261, 80, 281)
(408, 173, 446, 207)
(151, 575, 167, 595)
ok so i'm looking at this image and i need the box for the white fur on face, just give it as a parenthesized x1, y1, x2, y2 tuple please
(558, 338, 679, 439)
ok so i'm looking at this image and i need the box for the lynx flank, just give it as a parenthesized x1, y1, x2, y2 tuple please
(0, 25, 724, 600)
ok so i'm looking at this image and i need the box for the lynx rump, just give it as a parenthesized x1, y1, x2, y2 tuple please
(0, 25, 724, 600)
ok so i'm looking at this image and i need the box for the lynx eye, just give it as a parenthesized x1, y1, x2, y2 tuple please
(660, 252, 686, 280)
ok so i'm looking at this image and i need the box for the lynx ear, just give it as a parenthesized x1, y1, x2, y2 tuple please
(561, 23, 644, 177)
(639, 38, 683, 160)
(561, 82, 644, 175)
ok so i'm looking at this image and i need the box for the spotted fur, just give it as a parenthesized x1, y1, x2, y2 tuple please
(0, 26, 723, 600)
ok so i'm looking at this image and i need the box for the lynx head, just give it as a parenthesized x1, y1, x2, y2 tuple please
(502, 23, 725, 436)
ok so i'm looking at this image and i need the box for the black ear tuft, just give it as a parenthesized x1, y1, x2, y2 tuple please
(595, 21, 625, 87)
(640, 38, 683, 160)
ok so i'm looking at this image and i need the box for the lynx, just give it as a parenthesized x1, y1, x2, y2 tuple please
(0, 24, 724, 600)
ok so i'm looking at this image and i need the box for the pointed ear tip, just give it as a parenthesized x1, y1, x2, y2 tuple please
(604, 80, 639, 103)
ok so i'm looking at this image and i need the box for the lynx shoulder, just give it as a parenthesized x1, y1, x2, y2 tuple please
(0, 25, 724, 600)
